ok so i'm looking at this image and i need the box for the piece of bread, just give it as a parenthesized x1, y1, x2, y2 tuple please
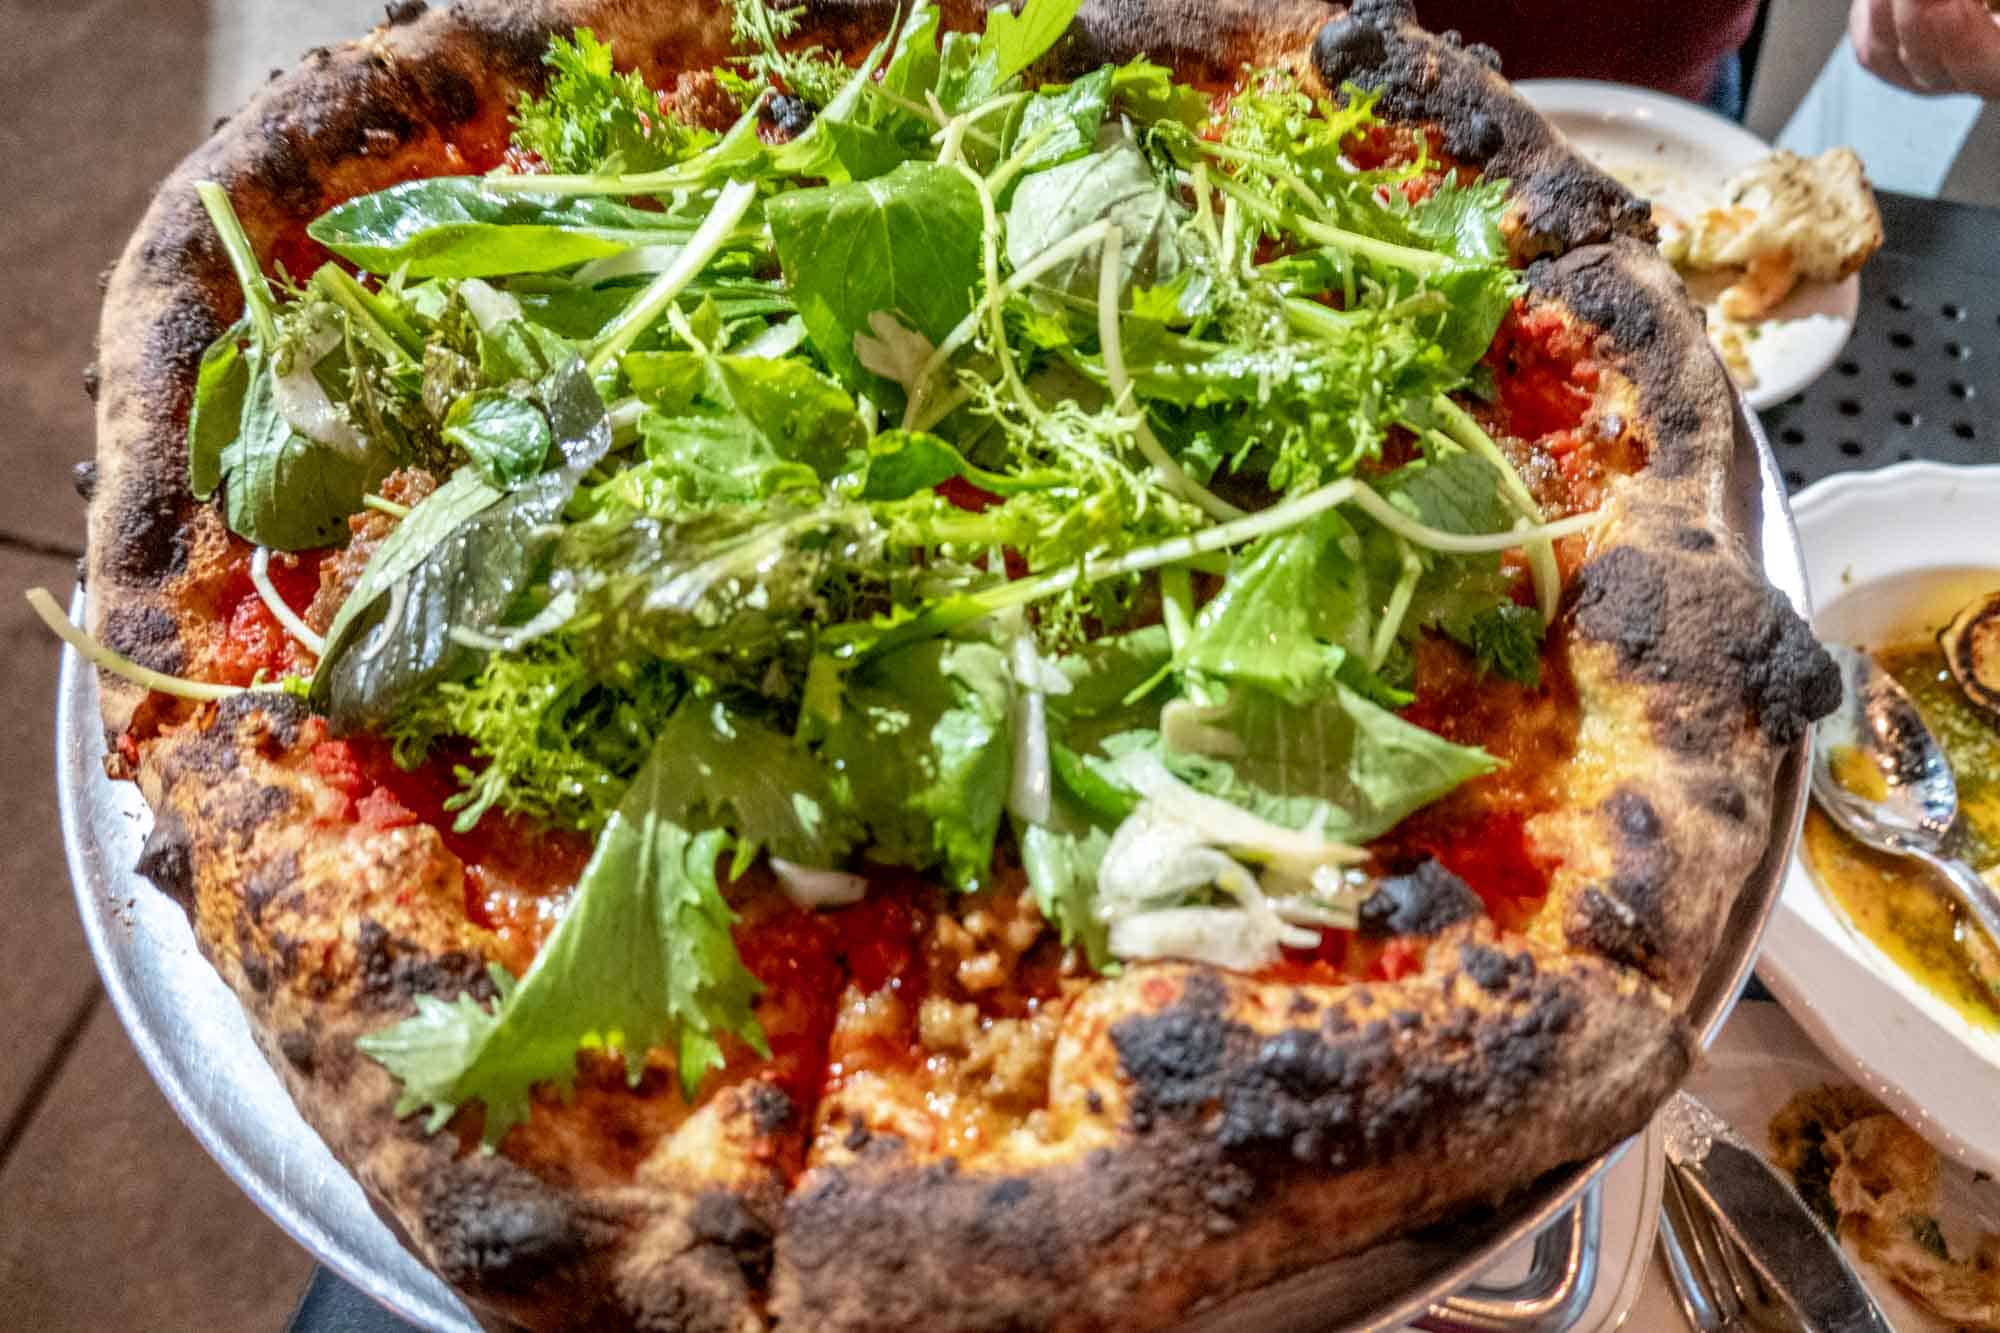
(1665, 147, 1884, 319)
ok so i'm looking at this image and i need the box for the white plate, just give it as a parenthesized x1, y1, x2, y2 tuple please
(1626, 1003, 2000, 1331)
(1516, 79, 1861, 412)
(1761, 461, 2000, 1178)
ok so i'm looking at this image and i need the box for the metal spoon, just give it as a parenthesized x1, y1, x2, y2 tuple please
(1811, 643, 2000, 952)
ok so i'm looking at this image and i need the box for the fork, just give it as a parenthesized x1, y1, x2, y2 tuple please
(1657, 1164, 1789, 1331)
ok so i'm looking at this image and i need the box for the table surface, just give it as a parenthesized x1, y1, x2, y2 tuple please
(277, 191, 2000, 1333)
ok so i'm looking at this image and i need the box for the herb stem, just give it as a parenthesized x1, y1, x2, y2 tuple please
(1208, 169, 1452, 276)
(1369, 537, 1423, 670)
(587, 179, 759, 375)
(955, 480, 1605, 628)
(1191, 160, 1222, 259)
(1427, 395, 1539, 518)
(27, 587, 250, 701)
(905, 219, 1117, 431)
(1289, 213, 1454, 276)
(1095, 226, 1241, 521)
(874, 86, 946, 128)
(1427, 394, 1561, 621)
(362, 494, 412, 518)
(956, 163, 1042, 425)
(1182, 136, 1329, 224)
(195, 181, 278, 347)
(932, 93, 1018, 161)
(251, 547, 328, 655)
(985, 123, 1060, 198)
(312, 265, 422, 364)
(1160, 566, 1194, 656)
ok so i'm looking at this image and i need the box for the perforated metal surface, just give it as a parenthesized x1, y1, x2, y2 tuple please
(1760, 192, 2000, 494)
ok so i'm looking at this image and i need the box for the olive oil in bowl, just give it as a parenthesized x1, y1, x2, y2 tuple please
(1802, 640, 2000, 1031)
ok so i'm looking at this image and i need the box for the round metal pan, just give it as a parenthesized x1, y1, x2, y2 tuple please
(56, 399, 1809, 1332)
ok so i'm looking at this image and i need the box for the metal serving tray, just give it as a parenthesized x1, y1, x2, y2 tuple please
(56, 401, 1810, 1333)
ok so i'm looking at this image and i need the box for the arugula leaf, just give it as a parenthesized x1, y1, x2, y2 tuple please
(358, 735, 764, 1139)
(762, 26, 912, 184)
(1390, 175, 1514, 266)
(308, 182, 723, 279)
(915, 642, 1014, 890)
(1167, 684, 1494, 842)
(617, 348, 865, 505)
(192, 186, 393, 549)
(816, 640, 1012, 887)
(187, 317, 249, 501)
(880, 0, 943, 103)
(512, 29, 712, 175)
(443, 391, 554, 487)
(767, 161, 984, 390)
(1052, 624, 1172, 719)
(947, 0, 1086, 109)
(1176, 509, 1372, 705)
(315, 468, 503, 672)
(1004, 65, 1113, 178)
(1101, 59, 1211, 131)
(1419, 265, 1521, 378)
(1006, 143, 1190, 296)
(553, 500, 887, 694)
(653, 698, 863, 866)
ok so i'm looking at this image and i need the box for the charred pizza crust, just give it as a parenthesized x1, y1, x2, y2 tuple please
(83, 2, 1838, 1330)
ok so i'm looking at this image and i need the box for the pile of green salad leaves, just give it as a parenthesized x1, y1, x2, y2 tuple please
(72, 0, 1607, 1138)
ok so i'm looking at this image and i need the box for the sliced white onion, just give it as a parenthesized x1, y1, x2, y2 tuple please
(272, 318, 365, 456)
(771, 858, 869, 908)
(1108, 906, 1312, 972)
(1006, 633, 1062, 826)
(457, 278, 525, 332)
(1160, 696, 1243, 759)
(572, 244, 686, 285)
(249, 547, 326, 655)
(1108, 751, 1366, 883)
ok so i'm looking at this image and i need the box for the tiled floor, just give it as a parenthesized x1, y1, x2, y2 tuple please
(0, 3, 1994, 1331)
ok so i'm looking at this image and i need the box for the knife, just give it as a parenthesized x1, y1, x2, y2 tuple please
(1661, 1090, 1893, 1333)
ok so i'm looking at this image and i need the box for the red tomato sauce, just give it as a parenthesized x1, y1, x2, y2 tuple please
(304, 728, 593, 972)
(209, 546, 326, 685)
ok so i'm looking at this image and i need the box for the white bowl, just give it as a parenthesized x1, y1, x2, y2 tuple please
(1764, 462, 2000, 1176)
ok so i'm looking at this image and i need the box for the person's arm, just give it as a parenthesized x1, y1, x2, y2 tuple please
(1850, 0, 2000, 96)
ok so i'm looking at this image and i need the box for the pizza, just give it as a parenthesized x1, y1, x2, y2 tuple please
(63, 0, 1840, 1328)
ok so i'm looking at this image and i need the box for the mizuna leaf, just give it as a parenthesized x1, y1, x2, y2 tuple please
(358, 732, 765, 1141)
